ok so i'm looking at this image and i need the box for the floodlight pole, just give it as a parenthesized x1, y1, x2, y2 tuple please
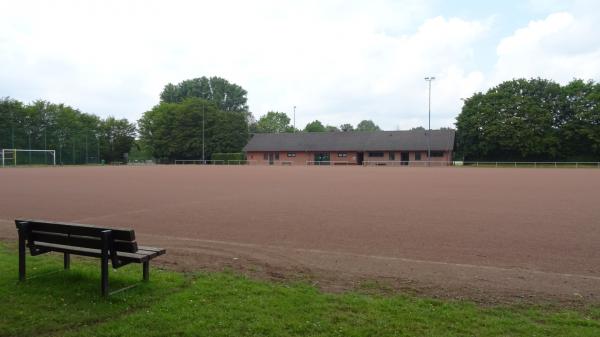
(28, 132, 32, 164)
(424, 76, 435, 165)
(85, 134, 88, 164)
(10, 105, 14, 149)
(97, 134, 100, 165)
(202, 103, 205, 163)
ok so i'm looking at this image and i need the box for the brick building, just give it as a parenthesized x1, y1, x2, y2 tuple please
(243, 130, 455, 165)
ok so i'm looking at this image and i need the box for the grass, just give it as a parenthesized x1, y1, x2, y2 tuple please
(1, 244, 600, 336)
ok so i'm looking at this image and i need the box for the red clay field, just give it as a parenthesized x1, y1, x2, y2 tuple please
(1, 165, 599, 304)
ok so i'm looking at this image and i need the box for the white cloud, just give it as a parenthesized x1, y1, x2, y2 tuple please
(1, 1, 598, 131)
(492, 11, 600, 85)
(0, 0, 492, 130)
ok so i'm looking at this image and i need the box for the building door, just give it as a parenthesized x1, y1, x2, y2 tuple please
(314, 152, 330, 165)
(400, 152, 409, 165)
(268, 152, 275, 165)
(356, 152, 364, 165)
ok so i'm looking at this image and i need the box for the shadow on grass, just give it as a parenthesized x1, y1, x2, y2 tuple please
(0, 245, 187, 337)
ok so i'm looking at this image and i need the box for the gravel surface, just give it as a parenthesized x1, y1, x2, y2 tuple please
(1, 165, 599, 304)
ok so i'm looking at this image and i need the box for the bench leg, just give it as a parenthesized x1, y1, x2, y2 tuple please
(100, 230, 111, 297)
(143, 261, 149, 282)
(101, 258, 109, 297)
(18, 231, 26, 282)
(64, 253, 70, 270)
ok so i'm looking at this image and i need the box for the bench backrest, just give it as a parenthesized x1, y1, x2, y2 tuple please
(15, 219, 138, 253)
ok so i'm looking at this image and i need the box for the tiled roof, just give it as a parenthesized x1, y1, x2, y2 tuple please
(243, 130, 455, 152)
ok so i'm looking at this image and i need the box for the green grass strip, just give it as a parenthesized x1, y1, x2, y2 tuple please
(1, 244, 599, 337)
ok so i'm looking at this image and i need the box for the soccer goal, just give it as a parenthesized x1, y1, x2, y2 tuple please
(1, 149, 56, 167)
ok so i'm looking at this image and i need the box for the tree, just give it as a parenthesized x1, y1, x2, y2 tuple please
(340, 123, 354, 132)
(558, 79, 600, 159)
(99, 117, 136, 162)
(410, 126, 426, 131)
(159, 76, 249, 113)
(138, 98, 248, 162)
(356, 120, 381, 131)
(0, 97, 128, 164)
(255, 111, 293, 133)
(304, 120, 326, 132)
(326, 125, 340, 132)
(0, 97, 24, 149)
(454, 78, 592, 161)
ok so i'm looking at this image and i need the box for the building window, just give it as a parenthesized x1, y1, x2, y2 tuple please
(337, 152, 347, 157)
(275, 152, 280, 160)
(431, 151, 444, 157)
(389, 152, 395, 160)
(287, 152, 296, 157)
(415, 152, 421, 160)
(263, 153, 268, 160)
(368, 152, 384, 157)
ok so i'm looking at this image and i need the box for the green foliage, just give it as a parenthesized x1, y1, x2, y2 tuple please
(325, 125, 340, 132)
(340, 123, 354, 132)
(138, 98, 248, 162)
(127, 140, 154, 162)
(0, 98, 135, 164)
(100, 117, 136, 163)
(304, 120, 326, 132)
(356, 120, 381, 131)
(211, 152, 245, 163)
(255, 111, 294, 133)
(2, 245, 600, 337)
(159, 76, 249, 113)
(411, 126, 426, 131)
(456, 78, 600, 161)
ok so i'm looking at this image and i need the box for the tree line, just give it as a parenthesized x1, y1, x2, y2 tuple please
(0, 98, 135, 164)
(456, 78, 600, 161)
(251, 110, 381, 133)
(3, 76, 598, 165)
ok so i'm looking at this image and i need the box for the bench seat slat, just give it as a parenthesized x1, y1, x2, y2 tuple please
(137, 246, 166, 253)
(32, 242, 164, 263)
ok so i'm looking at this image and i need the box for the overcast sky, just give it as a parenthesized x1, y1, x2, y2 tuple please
(1, 0, 599, 130)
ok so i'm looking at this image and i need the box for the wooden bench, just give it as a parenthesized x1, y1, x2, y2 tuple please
(15, 219, 166, 297)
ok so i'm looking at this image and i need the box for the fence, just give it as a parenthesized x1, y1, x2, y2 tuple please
(362, 160, 451, 167)
(306, 161, 352, 166)
(174, 160, 225, 165)
(457, 161, 600, 168)
(173, 159, 261, 165)
(226, 160, 257, 165)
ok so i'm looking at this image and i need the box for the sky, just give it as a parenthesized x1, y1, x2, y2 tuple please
(1, 0, 599, 130)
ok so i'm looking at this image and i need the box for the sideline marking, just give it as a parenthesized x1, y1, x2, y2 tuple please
(3, 217, 600, 282)
(138, 232, 600, 281)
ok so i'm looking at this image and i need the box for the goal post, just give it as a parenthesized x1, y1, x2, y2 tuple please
(1, 149, 56, 167)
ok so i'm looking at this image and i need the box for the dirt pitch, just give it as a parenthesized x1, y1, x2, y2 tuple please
(1, 165, 600, 305)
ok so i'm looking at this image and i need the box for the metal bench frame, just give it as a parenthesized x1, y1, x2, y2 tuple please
(16, 219, 166, 297)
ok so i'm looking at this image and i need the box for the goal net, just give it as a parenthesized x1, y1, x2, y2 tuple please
(1, 149, 56, 167)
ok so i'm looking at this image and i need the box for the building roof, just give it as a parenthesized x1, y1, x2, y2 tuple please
(243, 129, 455, 152)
